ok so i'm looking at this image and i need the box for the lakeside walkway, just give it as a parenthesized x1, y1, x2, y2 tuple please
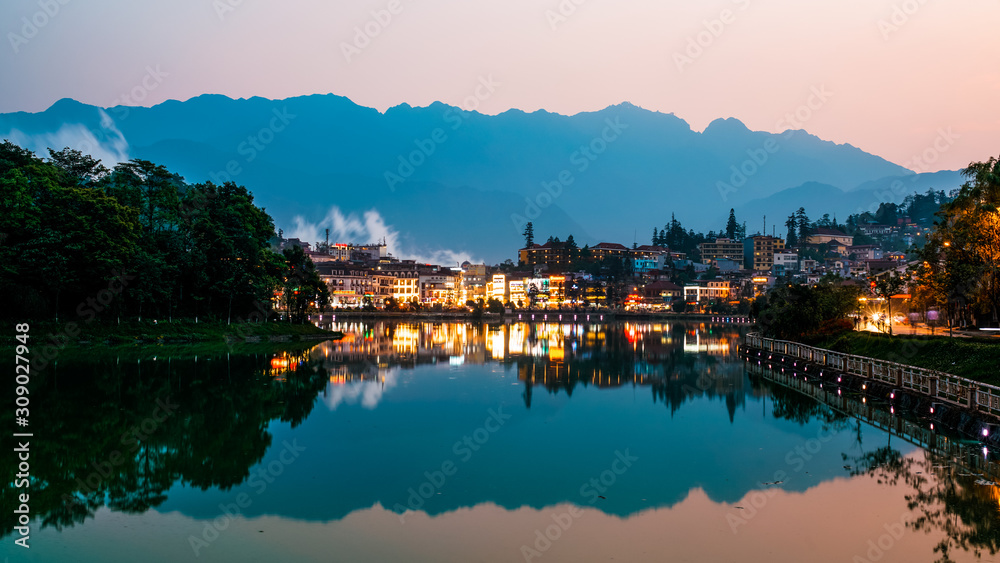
(742, 332, 1000, 419)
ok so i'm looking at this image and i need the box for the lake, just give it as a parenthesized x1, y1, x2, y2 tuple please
(5, 320, 999, 562)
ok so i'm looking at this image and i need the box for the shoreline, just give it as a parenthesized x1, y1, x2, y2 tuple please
(0, 319, 343, 350)
(316, 310, 754, 324)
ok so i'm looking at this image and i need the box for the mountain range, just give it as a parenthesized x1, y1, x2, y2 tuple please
(0, 94, 964, 263)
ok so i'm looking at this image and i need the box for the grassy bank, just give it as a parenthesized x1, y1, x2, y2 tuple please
(1, 319, 342, 348)
(816, 331, 1000, 383)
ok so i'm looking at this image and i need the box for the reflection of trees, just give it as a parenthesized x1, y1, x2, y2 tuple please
(513, 323, 749, 421)
(0, 346, 328, 540)
(844, 444, 1000, 562)
(752, 363, 1000, 562)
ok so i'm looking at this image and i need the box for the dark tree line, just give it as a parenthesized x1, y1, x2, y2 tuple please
(0, 142, 328, 322)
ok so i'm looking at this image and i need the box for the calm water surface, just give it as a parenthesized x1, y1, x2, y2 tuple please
(4, 321, 999, 562)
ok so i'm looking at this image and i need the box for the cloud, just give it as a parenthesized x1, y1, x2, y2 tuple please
(288, 206, 477, 266)
(2, 109, 130, 166)
(322, 367, 399, 410)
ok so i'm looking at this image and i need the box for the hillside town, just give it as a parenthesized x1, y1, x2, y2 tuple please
(289, 209, 928, 317)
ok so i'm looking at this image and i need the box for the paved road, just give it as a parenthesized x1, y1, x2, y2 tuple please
(857, 320, 1000, 339)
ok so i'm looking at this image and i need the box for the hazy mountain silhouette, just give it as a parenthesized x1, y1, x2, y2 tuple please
(0, 94, 963, 261)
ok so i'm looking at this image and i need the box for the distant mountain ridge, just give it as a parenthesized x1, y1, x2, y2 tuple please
(0, 94, 964, 262)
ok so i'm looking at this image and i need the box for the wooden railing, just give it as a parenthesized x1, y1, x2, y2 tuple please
(748, 363, 1000, 477)
(743, 333, 1000, 417)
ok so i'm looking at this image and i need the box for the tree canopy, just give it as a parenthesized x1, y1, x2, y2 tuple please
(0, 141, 327, 322)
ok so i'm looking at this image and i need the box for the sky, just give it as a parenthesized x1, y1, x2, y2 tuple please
(1, 0, 998, 171)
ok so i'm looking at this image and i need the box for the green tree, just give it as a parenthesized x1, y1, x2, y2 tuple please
(726, 208, 739, 239)
(523, 221, 534, 248)
(785, 214, 798, 247)
(795, 207, 811, 242)
(281, 245, 330, 323)
(915, 156, 1000, 326)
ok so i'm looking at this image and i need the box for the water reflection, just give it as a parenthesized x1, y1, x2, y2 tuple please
(3, 321, 1000, 563)
(311, 321, 745, 415)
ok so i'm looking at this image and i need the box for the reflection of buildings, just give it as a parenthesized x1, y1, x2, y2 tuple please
(308, 320, 750, 419)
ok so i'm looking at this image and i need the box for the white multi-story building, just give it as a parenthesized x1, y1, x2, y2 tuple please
(772, 250, 800, 274)
(684, 279, 731, 303)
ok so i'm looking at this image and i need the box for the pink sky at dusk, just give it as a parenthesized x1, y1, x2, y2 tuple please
(1, 0, 998, 171)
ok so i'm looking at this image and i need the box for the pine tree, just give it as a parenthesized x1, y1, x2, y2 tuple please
(785, 214, 798, 247)
(795, 207, 811, 242)
(726, 208, 739, 239)
(523, 221, 534, 248)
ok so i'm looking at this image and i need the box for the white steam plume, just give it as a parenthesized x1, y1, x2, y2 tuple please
(288, 206, 477, 266)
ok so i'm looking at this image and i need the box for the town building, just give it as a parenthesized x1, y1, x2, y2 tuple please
(772, 250, 800, 276)
(743, 235, 786, 272)
(420, 267, 460, 305)
(684, 279, 731, 305)
(848, 245, 883, 261)
(699, 238, 745, 268)
(462, 263, 488, 303)
(632, 245, 670, 272)
(317, 262, 393, 307)
(590, 242, 631, 262)
(642, 281, 683, 307)
(807, 227, 854, 246)
(519, 241, 574, 268)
